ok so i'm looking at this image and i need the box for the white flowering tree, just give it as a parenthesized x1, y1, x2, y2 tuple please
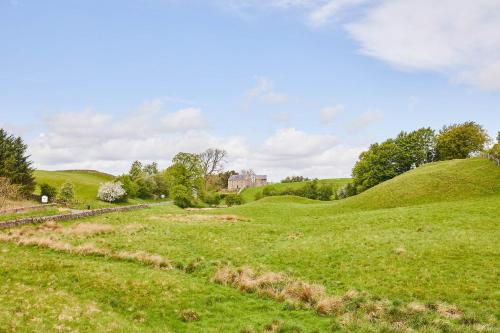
(97, 182, 126, 203)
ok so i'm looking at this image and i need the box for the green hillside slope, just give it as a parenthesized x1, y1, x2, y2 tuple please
(34, 170, 115, 204)
(241, 178, 350, 202)
(336, 158, 500, 210)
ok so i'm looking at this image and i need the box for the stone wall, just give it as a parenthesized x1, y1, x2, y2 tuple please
(0, 204, 149, 230)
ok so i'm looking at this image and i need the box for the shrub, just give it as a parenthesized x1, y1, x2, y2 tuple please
(59, 182, 75, 203)
(171, 185, 192, 208)
(335, 183, 356, 200)
(302, 180, 319, 199)
(0, 177, 21, 208)
(225, 193, 244, 206)
(117, 175, 138, 199)
(39, 183, 58, 201)
(203, 192, 222, 206)
(316, 184, 333, 201)
(97, 182, 126, 203)
(254, 191, 263, 201)
(281, 176, 309, 183)
(490, 144, 500, 159)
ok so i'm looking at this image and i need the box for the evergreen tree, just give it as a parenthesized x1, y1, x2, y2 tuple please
(0, 129, 35, 196)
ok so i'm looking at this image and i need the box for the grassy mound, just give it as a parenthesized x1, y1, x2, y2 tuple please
(337, 158, 500, 210)
(249, 195, 320, 204)
(241, 178, 350, 202)
(34, 170, 115, 205)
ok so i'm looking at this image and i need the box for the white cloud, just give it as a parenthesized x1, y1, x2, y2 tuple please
(28, 103, 363, 180)
(263, 128, 337, 157)
(242, 76, 289, 111)
(345, 0, 500, 90)
(219, 0, 500, 91)
(347, 111, 383, 132)
(308, 0, 368, 27)
(320, 105, 343, 124)
(243, 128, 363, 180)
(30, 101, 215, 173)
(162, 108, 207, 131)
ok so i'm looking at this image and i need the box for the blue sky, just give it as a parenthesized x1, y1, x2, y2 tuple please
(1, 0, 499, 180)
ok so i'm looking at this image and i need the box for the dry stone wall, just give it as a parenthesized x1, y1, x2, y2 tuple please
(0, 204, 148, 229)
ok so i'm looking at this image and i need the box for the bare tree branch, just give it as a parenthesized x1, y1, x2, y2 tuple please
(199, 148, 227, 189)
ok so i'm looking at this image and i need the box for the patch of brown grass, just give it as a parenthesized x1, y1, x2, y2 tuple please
(315, 296, 344, 315)
(342, 289, 361, 301)
(211, 265, 472, 331)
(362, 300, 387, 320)
(287, 232, 302, 240)
(212, 266, 238, 285)
(17, 236, 73, 252)
(394, 246, 407, 255)
(73, 243, 110, 256)
(436, 302, 463, 319)
(179, 309, 200, 322)
(405, 302, 427, 314)
(116, 250, 171, 269)
(122, 223, 146, 234)
(0, 229, 172, 270)
(281, 281, 325, 305)
(262, 320, 282, 333)
(150, 214, 249, 223)
(59, 223, 114, 237)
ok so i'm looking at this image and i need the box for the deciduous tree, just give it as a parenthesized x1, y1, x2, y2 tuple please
(435, 122, 488, 160)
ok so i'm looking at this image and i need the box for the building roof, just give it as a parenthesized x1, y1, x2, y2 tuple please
(228, 174, 246, 181)
(228, 174, 267, 181)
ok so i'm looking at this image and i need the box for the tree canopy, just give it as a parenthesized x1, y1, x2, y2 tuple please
(435, 122, 488, 160)
(0, 129, 35, 196)
(350, 122, 491, 196)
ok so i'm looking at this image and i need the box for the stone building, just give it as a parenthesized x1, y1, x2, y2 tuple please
(228, 174, 267, 191)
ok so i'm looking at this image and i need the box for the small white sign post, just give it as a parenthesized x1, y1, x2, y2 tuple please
(41, 195, 48, 204)
(161, 194, 165, 199)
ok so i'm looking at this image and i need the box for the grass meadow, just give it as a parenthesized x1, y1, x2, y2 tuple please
(0, 158, 498, 332)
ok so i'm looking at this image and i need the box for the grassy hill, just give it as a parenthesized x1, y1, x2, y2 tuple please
(241, 178, 350, 202)
(1, 158, 498, 332)
(34, 170, 115, 207)
(335, 158, 500, 211)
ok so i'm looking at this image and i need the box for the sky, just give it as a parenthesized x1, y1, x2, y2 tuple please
(1, 0, 499, 181)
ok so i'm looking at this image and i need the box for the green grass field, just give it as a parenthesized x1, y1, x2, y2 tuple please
(1, 158, 498, 332)
(240, 178, 351, 202)
(34, 170, 163, 209)
(34, 170, 115, 207)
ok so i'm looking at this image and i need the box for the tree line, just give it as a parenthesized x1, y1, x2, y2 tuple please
(340, 121, 492, 198)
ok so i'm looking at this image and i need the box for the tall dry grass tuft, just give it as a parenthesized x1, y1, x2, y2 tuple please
(362, 300, 387, 320)
(315, 296, 344, 315)
(17, 236, 73, 252)
(280, 281, 325, 305)
(212, 266, 239, 285)
(436, 303, 463, 319)
(116, 250, 171, 269)
(179, 309, 200, 322)
(262, 320, 282, 333)
(122, 223, 146, 234)
(60, 223, 114, 237)
(73, 243, 110, 256)
(405, 302, 427, 314)
(150, 214, 249, 223)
